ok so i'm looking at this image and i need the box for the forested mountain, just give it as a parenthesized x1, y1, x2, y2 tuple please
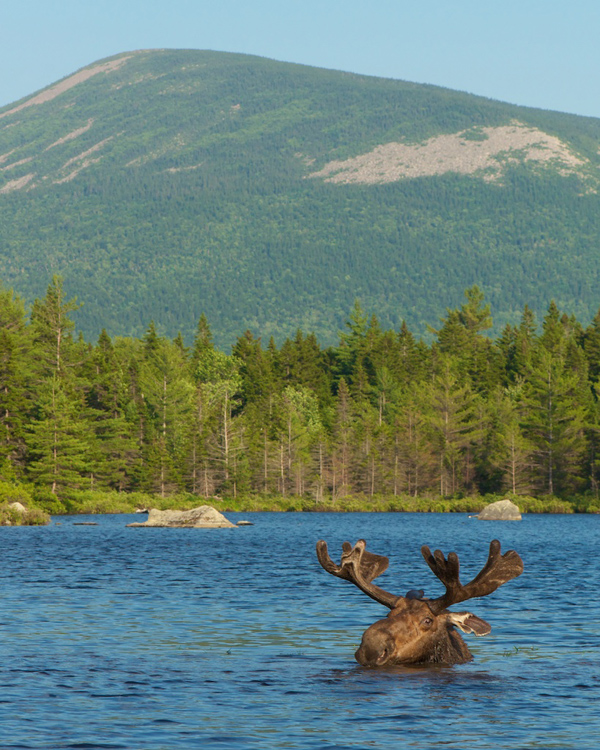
(2, 49, 600, 347)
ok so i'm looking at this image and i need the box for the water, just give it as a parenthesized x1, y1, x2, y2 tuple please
(0, 512, 597, 750)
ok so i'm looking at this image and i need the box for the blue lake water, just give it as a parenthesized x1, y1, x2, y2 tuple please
(0, 511, 598, 749)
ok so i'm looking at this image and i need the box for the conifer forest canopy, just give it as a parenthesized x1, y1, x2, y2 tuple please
(3, 277, 600, 505)
(2, 50, 600, 348)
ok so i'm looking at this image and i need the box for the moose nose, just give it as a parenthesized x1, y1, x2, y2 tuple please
(355, 644, 378, 666)
(355, 640, 392, 667)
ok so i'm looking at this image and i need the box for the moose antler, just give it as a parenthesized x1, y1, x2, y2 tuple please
(316, 539, 400, 609)
(422, 539, 524, 614)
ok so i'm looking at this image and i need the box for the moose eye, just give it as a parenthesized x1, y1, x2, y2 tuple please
(422, 617, 434, 627)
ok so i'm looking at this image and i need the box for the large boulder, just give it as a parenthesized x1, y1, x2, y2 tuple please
(476, 499, 522, 521)
(127, 505, 236, 528)
(8, 502, 27, 513)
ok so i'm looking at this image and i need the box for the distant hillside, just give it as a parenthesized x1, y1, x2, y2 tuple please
(2, 49, 600, 347)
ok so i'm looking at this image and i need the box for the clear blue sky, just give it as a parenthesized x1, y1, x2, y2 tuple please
(2, 0, 600, 118)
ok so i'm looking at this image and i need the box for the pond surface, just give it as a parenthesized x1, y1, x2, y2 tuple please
(0, 511, 597, 749)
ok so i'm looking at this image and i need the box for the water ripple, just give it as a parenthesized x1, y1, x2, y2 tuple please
(0, 512, 598, 749)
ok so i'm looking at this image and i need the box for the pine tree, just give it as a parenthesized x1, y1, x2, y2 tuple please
(140, 335, 195, 495)
(27, 376, 93, 495)
(274, 385, 322, 496)
(0, 286, 30, 471)
(85, 330, 140, 491)
(192, 347, 244, 495)
(232, 330, 276, 406)
(26, 277, 92, 495)
(488, 388, 534, 495)
(330, 378, 354, 498)
(583, 307, 600, 385)
(522, 348, 589, 495)
(432, 286, 500, 392)
(29, 276, 81, 379)
(507, 305, 538, 382)
(190, 313, 214, 382)
(426, 357, 482, 496)
(336, 300, 370, 384)
(393, 394, 435, 496)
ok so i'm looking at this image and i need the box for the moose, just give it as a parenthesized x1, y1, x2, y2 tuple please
(316, 538, 523, 666)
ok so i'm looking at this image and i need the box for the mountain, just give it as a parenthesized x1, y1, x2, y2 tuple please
(2, 48, 600, 348)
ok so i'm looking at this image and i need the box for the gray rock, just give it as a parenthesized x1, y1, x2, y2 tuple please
(9, 502, 27, 513)
(127, 505, 236, 528)
(476, 499, 522, 521)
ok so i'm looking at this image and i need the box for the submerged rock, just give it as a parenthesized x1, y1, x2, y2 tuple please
(127, 505, 236, 528)
(476, 499, 522, 521)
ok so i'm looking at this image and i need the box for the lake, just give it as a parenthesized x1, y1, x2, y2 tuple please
(0, 511, 597, 749)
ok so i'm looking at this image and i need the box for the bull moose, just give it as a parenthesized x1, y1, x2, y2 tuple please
(316, 538, 523, 666)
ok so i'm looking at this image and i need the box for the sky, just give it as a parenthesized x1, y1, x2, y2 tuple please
(1, 0, 600, 119)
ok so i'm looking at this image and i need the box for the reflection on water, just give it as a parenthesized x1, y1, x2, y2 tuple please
(0, 512, 598, 749)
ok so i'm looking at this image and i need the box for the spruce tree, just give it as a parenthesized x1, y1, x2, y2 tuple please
(426, 356, 482, 496)
(26, 278, 92, 495)
(0, 286, 30, 472)
(522, 348, 589, 495)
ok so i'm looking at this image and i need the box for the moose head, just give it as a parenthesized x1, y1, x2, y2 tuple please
(316, 538, 523, 667)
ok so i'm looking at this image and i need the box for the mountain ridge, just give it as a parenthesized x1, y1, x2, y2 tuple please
(1, 49, 600, 347)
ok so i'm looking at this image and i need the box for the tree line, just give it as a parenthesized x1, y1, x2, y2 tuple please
(2, 277, 600, 505)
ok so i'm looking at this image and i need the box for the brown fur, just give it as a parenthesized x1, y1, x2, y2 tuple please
(316, 539, 523, 667)
(354, 599, 473, 666)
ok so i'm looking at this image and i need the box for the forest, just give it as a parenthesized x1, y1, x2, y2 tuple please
(3, 49, 600, 349)
(2, 276, 600, 515)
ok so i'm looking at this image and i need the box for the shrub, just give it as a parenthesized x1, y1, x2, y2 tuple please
(31, 487, 68, 514)
(0, 480, 33, 506)
(0, 503, 50, 526)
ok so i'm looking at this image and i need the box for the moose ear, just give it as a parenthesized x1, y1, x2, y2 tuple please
(449, 612, 492, 636)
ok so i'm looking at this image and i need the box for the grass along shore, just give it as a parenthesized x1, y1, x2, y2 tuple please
(1, 479, 599, 522)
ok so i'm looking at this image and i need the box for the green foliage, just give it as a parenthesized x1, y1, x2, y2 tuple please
(0, 479, 33, 505)
(516, 495, 575, 514)
(3, 276, 600, 512)
(2, 52, 600, 349)
(0, 504, 50, 525)
(0, 480, 51, 525)
(31, 486, 68, 514)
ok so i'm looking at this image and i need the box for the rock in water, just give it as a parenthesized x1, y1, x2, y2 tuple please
(127, 505, 236, 528)
(476, 499, 522, 521)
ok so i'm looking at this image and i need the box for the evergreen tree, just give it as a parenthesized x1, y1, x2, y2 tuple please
(393, 394, 435, 496)
(193, 347, 245, 495)
(508, 305, 538, 382)
(27, 376, 93, 495)
(583, 307, 600, 385)
(432, 286, 500, 392)
(232, 330, 276, 406)
(0, 286, 30, 471)
(336, 300, 370, 384)
(274, 385, 322, 496)
(140, 335, 195, 495)
(426, 357, 482, 496)
(29, 276, 81, 378)
(26, 277, 92, 494)
(85, 330, 140, 491)
(488, 388, 534, 495)
(190, 313, 214, 382)
(522, 348, 589, 495)
(330, 378, 354, 498)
